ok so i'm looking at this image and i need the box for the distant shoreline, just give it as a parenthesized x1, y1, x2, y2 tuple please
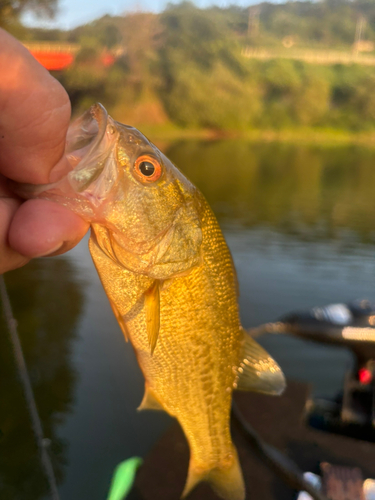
(141, 126, 375, 147)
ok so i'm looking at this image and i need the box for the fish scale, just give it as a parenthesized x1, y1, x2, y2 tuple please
(123, 198, 242, 471)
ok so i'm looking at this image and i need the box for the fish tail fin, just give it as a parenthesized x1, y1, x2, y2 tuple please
(182, 446, 245, 500)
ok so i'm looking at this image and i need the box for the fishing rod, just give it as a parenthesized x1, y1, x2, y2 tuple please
(4, 285, 372, 500)
(0, 272, 143, 500)
(0, 275, 60, 500)
(231, 401, 329, 500)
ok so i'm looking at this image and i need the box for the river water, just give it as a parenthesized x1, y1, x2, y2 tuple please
(1, 140, 375, 499)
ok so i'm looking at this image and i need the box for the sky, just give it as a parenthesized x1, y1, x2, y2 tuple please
(22, 0, 254, 30)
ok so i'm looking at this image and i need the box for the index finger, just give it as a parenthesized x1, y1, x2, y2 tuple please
(0, 29, 71, 184)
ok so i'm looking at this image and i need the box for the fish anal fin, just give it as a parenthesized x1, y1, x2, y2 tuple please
(235, 333, 286, 395)
(137, 386, 164, 412)
(182, 448, 245, 500)
(144, 280, 160, 355)
(108, 297, 129, 342)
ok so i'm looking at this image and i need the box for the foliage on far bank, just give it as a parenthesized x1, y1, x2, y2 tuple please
(0, 0, 57, 35)
(13, 1, 375, 132)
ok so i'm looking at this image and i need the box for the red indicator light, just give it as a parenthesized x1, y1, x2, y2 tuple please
(359, 367, 372, 384)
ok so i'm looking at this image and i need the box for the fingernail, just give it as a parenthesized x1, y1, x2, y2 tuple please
(34, 242, 64, 258)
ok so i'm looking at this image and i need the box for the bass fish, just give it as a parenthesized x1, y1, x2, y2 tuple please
(20, 104, 286, 500)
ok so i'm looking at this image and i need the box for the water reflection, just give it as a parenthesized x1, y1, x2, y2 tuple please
(2, 139, 375, 499)
(0, 258, 85, 500)
(166, 139, 375, 399)
(166, 141, 375, 242)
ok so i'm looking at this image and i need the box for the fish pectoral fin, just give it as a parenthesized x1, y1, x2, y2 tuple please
(137, 386, 164, 411)
(235, 333, 286, 395)
(144, 280, 160, 355)
(108, 297, 129, 342)
(182, 447, 245, 500)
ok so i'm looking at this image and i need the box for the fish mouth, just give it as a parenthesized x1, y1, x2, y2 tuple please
(12, 103, 119, 208)
(67, 103, 115, 193)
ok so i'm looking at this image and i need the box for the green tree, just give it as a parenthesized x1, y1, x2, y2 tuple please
(158, 3, 262, 129)
(0, 0, 57, 29)
(292, 68, 331, 126)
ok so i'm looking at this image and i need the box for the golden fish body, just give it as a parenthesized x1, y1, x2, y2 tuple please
(90, 195, 244, 497)
(22, 104, 286, 500)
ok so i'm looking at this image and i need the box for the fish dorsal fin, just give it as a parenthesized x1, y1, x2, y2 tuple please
(138, 386, 164, 411)
(144, 280, 160, 355)
(235, 333, 286, 395)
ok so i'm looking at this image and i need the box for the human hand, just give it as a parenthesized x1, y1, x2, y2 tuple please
(0, 29, 89, 274)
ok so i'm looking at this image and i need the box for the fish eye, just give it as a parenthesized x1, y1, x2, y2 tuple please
(139, 161, 155, 176)
(134, 155, 162, 183)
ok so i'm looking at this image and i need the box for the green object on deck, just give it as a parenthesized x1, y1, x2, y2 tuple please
(106, 457, 143, 500)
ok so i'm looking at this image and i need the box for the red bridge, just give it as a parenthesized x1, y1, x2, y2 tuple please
(22, 42, 116, 71)
(23, 42, 79, 71)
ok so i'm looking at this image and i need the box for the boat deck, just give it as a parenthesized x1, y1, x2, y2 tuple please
(134, 380, 375, 499)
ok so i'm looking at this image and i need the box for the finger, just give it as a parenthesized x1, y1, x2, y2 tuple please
(8, 199, 89, 258)
(0, 198, 29, 273)
(0, 173, 14, 197)
(0, 29, 71, 184)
